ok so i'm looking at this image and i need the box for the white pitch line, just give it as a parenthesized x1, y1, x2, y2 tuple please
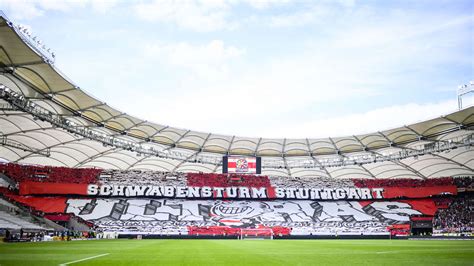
(376, 251, 399, 254)
(59, 253, 109, 266)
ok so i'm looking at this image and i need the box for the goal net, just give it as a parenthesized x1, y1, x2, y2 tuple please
(240, 228, 273, 240)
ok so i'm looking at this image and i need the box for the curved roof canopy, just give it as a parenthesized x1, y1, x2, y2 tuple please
(0, 14, 473, 178)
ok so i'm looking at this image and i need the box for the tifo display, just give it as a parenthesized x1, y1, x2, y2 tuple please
(0, 163, 472, 239)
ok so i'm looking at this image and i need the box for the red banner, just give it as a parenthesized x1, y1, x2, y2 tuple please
(18, 181, 458, 200)
(359, 198, 445, 216)
(44, 213, 71, 221)
(399, 198, 442, 216)
(383, 186, 457, 199)
(19, 181, 88, 196)
(187, 226, 291, 236)
(387, 224, 411, 236)
(8, 195, 67, 213)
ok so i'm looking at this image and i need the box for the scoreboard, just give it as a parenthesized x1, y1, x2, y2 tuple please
(222, 156, 261, 174)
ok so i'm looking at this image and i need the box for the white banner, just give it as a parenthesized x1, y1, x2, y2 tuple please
(87, 184, 384, 200)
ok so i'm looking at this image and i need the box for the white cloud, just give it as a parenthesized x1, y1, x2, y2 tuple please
(332, 14, 474, 49)
(0, 0, 117, 19)
(268, 10, 317, 27)
(143, 40, 245, 79)
(90, 0, 119, 13)
(265, 3, 340, 28)
(241, 0, 291, 10)
(262, 100, 461, 138)
(260, 0, 357, 28)
(133, 0, 323, 31)
(134, 0, 235, 32)
(1, 0, 45, 19)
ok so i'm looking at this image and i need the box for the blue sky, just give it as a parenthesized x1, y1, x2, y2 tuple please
(1, 0, 473, 138)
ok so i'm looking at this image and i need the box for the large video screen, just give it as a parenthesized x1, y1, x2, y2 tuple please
(222, 156, 261, 174)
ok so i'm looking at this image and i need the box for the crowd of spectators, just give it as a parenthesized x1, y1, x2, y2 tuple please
(99, 170, 186, 187)
(1, 162, 472, 192)
(187, 173, 271, 188)
(352, 177, 454, 188)
(453, 176, 474, 189)
(269, 176, 354, 189)
(96, 170, 472, 190)
(433, 194, 473, 234)
(0, 163, 101, 184)
(433, 197, 452, 209)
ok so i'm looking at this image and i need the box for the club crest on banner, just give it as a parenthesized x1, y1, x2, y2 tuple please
(210, 201, 272, 227)
(235, 158, 248, 173)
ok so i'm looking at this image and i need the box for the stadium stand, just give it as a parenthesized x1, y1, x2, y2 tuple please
(433, 194, 473, 235)
(269, 175, 354, 188)
(187, 173, 271, 188)
(0, 198, 17, 210)
(352, 177, 454, 188)
(0, 163, 101, 184)
(454, 176, 474, 189)
(99, 170, 186, 187)
(0, 11, 472, 241)
(0, 196, 55, 232)
(0, 162, 471, 238)
(0, 211, 46, 230)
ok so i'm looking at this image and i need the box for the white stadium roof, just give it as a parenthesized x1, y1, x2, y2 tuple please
(0, 14, 473, 178)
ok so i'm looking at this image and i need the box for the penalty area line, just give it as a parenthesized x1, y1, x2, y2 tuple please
(59, 253, 109, 266)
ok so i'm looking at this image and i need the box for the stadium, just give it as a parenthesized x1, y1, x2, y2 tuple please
(0, 4, 473, 266)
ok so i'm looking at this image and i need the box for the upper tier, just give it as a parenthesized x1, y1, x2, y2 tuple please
(0, 15, 473, 158)
(2, 162, 472, 190)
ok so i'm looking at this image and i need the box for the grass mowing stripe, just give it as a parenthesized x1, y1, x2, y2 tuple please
(0, 240, 472, 266)
(58, 253, 109, 266)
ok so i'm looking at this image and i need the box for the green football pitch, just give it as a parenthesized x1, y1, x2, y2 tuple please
(0, 239, 473, 266)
